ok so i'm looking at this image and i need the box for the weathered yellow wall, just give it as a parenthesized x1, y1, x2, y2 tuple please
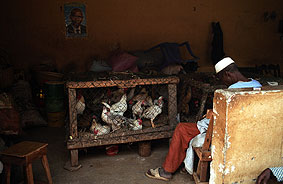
(0, 0, 283, 71)
(211, 86, 283, 184)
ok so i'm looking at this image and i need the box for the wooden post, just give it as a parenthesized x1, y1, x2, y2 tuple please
(41, 155, 53, 184)
(168, 84, 177, 126)
(68, 88, 77, 138)
(198, 161, 208, 182)
(138, 141, 151, 157)
(70, 149, 79, 167)
(4, 164, 11, 184)
(68, 88, 79, 167)
(26, 163, 34, 184)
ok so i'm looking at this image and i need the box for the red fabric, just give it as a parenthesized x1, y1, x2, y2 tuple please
(109, 52, 139, 72)
(163, 123, 200, 173)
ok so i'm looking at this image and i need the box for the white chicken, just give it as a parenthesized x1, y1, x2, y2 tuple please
(90, 116, 110, 136)
(75, 94, 85, 115)
(101, 106, 127, 132)
(101, 93, 127, 116)
(141, 96, 164, 128)
(128, 118, 143, 131)
(132, 100, 145, 119)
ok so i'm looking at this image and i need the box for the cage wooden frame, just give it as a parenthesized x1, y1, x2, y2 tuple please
(66, 76, 179, 167)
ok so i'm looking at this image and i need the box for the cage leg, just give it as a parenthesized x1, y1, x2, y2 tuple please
(138, 141, 151, 157)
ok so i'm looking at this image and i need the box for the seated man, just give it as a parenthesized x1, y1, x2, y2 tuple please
(256, 167, 283, 184)
(145, 57, 262, 181)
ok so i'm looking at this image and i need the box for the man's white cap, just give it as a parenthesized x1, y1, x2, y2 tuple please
(215, 57, 235, 73)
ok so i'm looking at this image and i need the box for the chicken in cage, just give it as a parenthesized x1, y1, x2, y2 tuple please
(73, 85, 169, 135)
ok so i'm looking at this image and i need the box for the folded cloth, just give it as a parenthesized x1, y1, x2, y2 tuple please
(184, 118, 210, 174)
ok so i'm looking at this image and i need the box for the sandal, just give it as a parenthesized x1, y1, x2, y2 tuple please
(145, 167, 171, 181)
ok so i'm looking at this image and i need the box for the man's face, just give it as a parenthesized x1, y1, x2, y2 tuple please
(218, 71, 234, 86)
(70, 11, 83, 27)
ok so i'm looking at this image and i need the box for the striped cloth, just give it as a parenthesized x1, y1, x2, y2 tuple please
(270, 167, 283, 182)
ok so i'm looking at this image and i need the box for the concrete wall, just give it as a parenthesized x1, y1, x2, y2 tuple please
(0, 0, 283, 71)
(210, 86, 283, 184)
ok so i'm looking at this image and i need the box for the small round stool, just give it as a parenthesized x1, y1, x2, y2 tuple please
(0, 141, 52, 184)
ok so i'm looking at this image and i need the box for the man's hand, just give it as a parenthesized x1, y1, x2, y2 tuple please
(256, 168, 271, 184)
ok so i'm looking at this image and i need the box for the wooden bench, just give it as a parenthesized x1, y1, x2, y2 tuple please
(0, 141, 52, 184)
(192, 109, 214, 184)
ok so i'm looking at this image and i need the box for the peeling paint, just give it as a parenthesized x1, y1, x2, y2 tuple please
(226, 135, 231, 148)
(224, 167, 230, 175)
(213, 109, 219, 116)
(212, 88, 283, 183)
(211, 145, 215, 157)
(218, 163, 224, 173)
(231, 165, 235, 172)
(215, 89, 282, 98)
(209, 163, 216, 184)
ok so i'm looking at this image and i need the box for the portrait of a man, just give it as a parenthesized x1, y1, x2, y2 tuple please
(64, 3, 87, 37)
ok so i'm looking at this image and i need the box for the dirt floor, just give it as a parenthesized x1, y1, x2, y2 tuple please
(4, 126, 195, 184)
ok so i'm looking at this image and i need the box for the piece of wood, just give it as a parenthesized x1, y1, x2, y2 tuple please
(193, 148, 212, 162)
(0, 141, 47, 158)
(138, 141, 151, 157)
(202, 111, 214, 151)
(4, 164, 11, 184)
(41, 155, 53, 184)
(198, 161, 208, 181)
(192, 109, 214, 183)
(67, 130, 174, 149)
(68, 88, 77, 138)
(70, 149, 78, 167)
(193, 172, 209, 184)
(66, 77, 179, 88)
(1, 141, 52, 184)
(168, 84, 177, 126)
(26, 163, 34, 184)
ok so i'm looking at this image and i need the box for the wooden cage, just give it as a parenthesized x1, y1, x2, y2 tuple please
(66, 73, 179, 167)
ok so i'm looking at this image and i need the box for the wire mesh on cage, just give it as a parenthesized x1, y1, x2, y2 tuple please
(71, 83, 173, 136)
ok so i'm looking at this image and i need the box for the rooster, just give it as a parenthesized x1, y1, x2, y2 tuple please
(128, 118, 143, 131)
(102, 93, 127, 116)
(132, 100, 145, 119)
(90, 115, 110, 136)
(75, 93, 85, 115)
(141, 96, 164, 128)
(101, 106, 127, 132)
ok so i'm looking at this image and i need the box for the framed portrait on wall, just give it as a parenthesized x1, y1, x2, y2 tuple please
(64, 2, 87, 37)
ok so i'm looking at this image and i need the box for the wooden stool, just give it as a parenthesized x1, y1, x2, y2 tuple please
(0, 141, 52, 184)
